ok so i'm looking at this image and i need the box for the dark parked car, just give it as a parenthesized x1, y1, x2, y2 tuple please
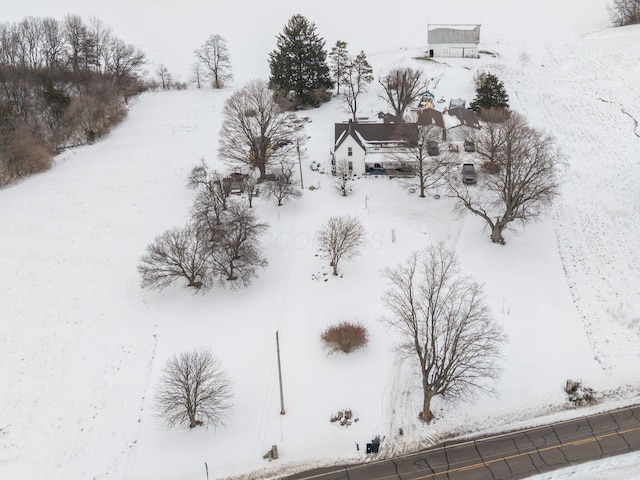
(462, 163, 476, 185)
(427, 140, 439, 156)
(464, 140, 475, 152)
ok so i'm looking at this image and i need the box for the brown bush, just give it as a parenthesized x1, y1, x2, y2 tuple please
(321, 321, 369, 354)
(0, 126, 52, 185)
(63, 94, 126, 145)
(482, 161, 500, 174)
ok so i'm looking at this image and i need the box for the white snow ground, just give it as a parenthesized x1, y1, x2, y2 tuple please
(1, 1, 640, 480)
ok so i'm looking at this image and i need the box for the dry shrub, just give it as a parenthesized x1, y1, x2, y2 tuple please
(321, 321, 369, 354)
(482, 161, 500, 174)
(0, 126, 52, 185)
(63, 94, 126, 145)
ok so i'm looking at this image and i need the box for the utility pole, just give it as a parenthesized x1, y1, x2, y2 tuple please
(276, 330, 285, 415)
(296, 137, 304, 189)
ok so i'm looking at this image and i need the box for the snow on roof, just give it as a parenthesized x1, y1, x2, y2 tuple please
(428, 24, 481, 45)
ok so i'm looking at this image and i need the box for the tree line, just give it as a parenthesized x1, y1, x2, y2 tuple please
(0, 15, 146, 186)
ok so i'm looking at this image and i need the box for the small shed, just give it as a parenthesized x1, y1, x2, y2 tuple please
(427, 24, 481, 59)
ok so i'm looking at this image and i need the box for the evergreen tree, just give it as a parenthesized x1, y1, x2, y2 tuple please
(328, 40, 349, 95)
(470, 73, 509, 113)
(341, 51, 374, 121)
(268, 15, 334, 108)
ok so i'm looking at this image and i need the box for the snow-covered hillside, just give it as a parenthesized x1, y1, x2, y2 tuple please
(2, 2, 640, 480)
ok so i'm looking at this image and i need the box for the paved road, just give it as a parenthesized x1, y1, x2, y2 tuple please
(281, 404, 640, 480)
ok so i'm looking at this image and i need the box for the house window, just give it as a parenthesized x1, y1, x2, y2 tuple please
(348, 161, 353, 172)
(347, 147, 353, 157)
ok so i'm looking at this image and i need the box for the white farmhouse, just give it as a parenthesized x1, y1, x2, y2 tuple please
(332, 120, 412, 175)
(427, 24, 480, 59)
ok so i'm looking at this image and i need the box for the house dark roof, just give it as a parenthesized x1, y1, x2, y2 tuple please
(427, 25, 481, 45)
(335, 121, 406, 148)
(447, 107, 480, 128)
(416, 108, 445, 129)
(377, 112, 402, 124)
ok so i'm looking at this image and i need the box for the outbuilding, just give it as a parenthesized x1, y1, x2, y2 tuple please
(427, 24, 481, 59)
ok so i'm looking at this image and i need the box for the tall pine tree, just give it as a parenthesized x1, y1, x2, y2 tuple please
(470, 73, 510, 113)
(268, 15, 334, 108)
(328, 40, 349, 95)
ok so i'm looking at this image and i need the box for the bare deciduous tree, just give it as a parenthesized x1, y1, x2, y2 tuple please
(609, 0, 640, 26)
(194, 34, 232, 89)
(379, 67, 427, 119)
(207, 201, 269, 288)
(191, 61, 205, 89)
(105, 37, 146, 98)
(317, 215, 366, 276)
(155, 348, 232, 429)
(263, 160, 302, 206)
(448, 112, 561, 244)
(382, 245, 505, 422)
(156, 64, 172, 90)
(188, 160, 227, 233)
(138, 224, 211, 291)
(341, 50, 373, 121)
(332, 159, 354, 197)
(242, 169, 261, 207)
(218, 80, 295, 180)
(392, 122, 453, 198)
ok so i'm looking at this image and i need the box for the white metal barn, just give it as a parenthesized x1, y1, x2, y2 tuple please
(427, 24, 480, 58)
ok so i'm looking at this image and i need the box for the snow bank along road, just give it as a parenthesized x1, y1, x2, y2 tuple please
(281, 404, 640, 480)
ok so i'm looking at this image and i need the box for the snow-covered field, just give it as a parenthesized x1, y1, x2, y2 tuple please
(1, 1, 640, 479)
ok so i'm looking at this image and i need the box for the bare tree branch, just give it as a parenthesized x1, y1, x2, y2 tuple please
(379, 67, 427, 119)
(391, 122, 454, 197)
(155, 348, 233, 429)
(447, 112, 561, 244)
(263, 159, 302, 206)
(194, 34, 232, 89)
(317, 215, 366, 276)
(218, 80, 295, 180)
(207, 200, 269, 288)
(609, 0, 640, 26)
(382, 244, 505, 422)
(138, 224, 211, 291)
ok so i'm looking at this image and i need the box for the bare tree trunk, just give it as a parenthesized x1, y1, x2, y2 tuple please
(420, 386, 435, 422)
(491, 220, 507, 244)
(189, 415, 198, 428)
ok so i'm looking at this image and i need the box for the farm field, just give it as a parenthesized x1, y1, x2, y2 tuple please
(1, 1, 640, 479)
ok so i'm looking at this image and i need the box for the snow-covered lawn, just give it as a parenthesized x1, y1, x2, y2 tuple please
(2, 1, 640, 479)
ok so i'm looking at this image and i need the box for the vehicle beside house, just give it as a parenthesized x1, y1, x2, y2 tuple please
(462, 163, 476, 185)
(464, 140, 475, 152)
(222, 171, 246, 196)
